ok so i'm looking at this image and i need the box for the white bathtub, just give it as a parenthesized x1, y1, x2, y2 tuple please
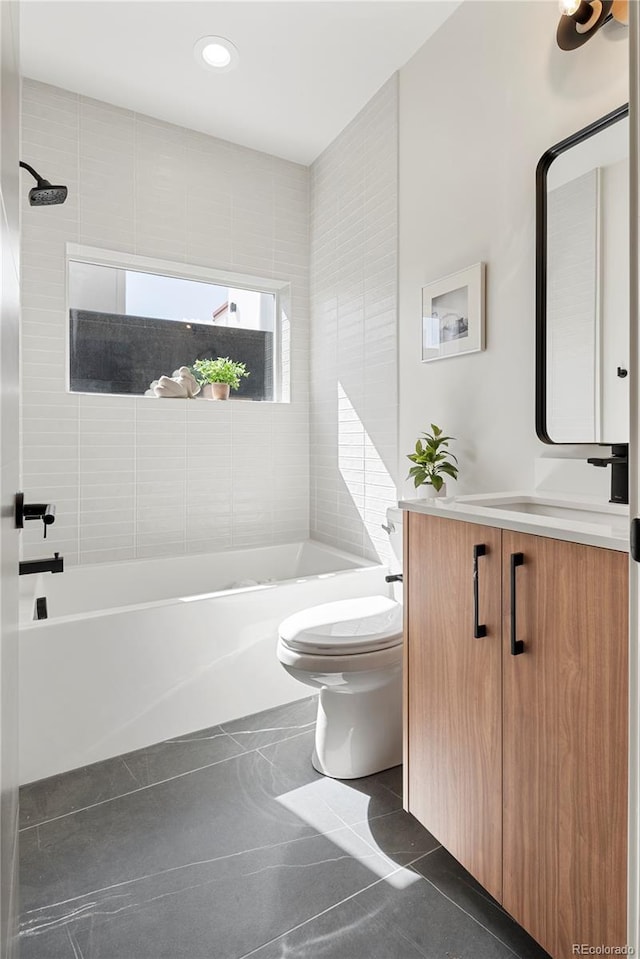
(19, 540, 390, 784)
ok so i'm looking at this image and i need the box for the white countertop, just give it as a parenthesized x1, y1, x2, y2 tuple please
(399, 491, 629, 553)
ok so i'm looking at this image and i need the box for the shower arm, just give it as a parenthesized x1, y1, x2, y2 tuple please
(19, 161, 46, 185)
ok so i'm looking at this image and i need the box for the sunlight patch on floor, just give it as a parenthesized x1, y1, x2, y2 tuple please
(276, 781, 421, 890)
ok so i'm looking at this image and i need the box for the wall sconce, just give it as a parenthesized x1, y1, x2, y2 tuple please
(557, 0, 628, 50)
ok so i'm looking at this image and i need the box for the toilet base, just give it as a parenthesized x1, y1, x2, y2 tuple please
(310, 670, 402, 780)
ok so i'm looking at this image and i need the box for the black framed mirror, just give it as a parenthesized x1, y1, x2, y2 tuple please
(536, 103, 629, 445)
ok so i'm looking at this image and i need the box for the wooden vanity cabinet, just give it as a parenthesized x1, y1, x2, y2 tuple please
(404, 511, 628, 959)
(404, 512, 503, 902)
(502, 530, 628, 958)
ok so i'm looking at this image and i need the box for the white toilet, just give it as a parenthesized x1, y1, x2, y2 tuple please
(276, 510, 404, 780)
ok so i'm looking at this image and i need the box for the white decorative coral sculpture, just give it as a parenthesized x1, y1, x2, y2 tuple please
(145, 367, 201, 399)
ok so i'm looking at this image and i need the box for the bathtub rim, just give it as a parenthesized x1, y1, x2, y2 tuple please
(19, 540, 386, 629)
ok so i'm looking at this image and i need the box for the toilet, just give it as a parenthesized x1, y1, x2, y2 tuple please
(276, 509, 404, 780)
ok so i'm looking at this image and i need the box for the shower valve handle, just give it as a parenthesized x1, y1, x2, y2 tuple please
(15, 492, 56, 538)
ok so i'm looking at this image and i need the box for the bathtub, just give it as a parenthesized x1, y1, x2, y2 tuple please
(19, 540, 390, 784)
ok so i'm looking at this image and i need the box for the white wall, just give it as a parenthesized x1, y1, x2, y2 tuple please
(0, 3, 21, 956)
(399, 1, 628, 497)
(20, 80, 310, 566)
(309, 77, 398, 563)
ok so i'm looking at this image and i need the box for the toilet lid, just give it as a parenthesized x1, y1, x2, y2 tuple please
(279, 596, 403, 656)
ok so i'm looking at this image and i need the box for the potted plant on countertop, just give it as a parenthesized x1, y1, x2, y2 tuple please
(407, 424, 458, 498)
(191, 357, 250, 400)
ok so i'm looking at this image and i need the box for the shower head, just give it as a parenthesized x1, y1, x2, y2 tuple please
(19, 161, 68, 206)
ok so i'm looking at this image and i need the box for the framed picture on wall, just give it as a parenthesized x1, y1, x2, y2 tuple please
(421, 262, 485, 362)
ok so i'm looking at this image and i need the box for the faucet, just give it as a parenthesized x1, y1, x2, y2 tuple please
(587, 443, 628, 505)
(19, 552, 64, 576)
(15, 492, 56, 538)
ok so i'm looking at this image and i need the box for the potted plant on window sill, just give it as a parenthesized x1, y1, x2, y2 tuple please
(407, 424, 458, 499)
(192, 357, 250, 400)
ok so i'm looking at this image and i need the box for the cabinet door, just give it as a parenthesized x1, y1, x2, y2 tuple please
(405, 512, 503, 901)
(502, 532, 628, 958)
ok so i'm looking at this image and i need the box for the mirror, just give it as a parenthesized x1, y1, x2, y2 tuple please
(536, 104, 629, 445)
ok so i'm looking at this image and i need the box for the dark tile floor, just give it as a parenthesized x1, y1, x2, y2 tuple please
(20, 696, 551, 959)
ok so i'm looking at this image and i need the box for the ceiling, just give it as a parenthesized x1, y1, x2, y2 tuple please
(20, 1, 461, 165)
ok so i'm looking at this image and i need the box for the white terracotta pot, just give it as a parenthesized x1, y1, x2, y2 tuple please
(417, 482, 447, 499)
(202, 383, 231, 401)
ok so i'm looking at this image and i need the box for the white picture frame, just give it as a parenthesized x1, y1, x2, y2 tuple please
(421, 262, 486, 363)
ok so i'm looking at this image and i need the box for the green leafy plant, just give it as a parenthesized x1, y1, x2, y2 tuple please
(191, 357, 250, 391)
(407, 424, 458, 492)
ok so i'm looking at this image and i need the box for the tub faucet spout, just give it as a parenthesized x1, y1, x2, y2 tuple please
(19, 552, 64, 575)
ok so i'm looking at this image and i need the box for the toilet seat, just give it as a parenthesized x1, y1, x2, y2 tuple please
(279, 596, 403, 656)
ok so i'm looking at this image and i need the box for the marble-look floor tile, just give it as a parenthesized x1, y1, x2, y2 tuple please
(259, 730, 404, 828)
(350, 809, 440, 866)
(21, 828, 67, 916)
(371, 763, 403, 798)
(411, 846, 551, 959)
(20, 696, 548, 959)
(23, 749, 347, 909)
(20, 726, 246, 828)
(20, 924, 80, 959)
(249, 855, 526, 959)
(24, 829, 401, 959)
(248, 885, 431, 959)
(221, 696, 317, 750)
(20, 755, 141, 830)
(279, 867, 531, 959)
(121, 726, 247, 788)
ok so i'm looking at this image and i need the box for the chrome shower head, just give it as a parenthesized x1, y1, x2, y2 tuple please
(19, 161, 68, 206)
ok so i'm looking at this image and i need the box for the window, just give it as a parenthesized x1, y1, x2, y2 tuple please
(67, 246, 290, 402)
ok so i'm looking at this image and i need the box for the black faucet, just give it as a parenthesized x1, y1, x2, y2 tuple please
(587, 444, 628, 505)
(19, 552, 64, 576)
(15, 493, 56, 538)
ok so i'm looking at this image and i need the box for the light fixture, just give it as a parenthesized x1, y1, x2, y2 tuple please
(556, 0, 627, 50)
(194, 36, 239, 73)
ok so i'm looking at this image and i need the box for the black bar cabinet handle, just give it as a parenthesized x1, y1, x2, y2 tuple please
(473, 544, 487, 639)
(510, 552, 525, 656)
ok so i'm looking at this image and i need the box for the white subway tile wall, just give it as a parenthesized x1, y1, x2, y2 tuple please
(20, 80, 310, 565)
(309, 77, 399, 563)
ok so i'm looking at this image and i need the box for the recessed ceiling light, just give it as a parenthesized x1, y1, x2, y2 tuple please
(194, 36, 239, 73)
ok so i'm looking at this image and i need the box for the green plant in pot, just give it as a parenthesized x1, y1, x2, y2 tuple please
(191, 357, 250, 401)
(407, 424, 458, 498)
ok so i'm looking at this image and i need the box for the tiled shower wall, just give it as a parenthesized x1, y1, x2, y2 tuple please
(20, 80, 310, 566)
(309, 77, 398, 563)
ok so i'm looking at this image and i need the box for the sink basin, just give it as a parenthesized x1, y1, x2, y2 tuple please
(454, 494, 628, 530)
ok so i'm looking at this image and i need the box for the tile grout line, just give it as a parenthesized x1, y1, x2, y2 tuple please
(20, 821, 372, 922)
(343, 812, 442, 867)
(20, 704, 318, 830)
(19, 719, 317, 831)
(223, 723, 315, 753)
(19, 743, 250, 832)
(407, 866, 526, 959)
(235, 851, 434, 959)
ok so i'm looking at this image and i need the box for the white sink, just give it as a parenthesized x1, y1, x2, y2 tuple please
(454, 494, 628, 530)
(400, 492, 629, 551)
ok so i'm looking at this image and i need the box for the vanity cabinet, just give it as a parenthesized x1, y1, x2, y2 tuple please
(405, 512, 503, 901)
(404, 511, 628, 959)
